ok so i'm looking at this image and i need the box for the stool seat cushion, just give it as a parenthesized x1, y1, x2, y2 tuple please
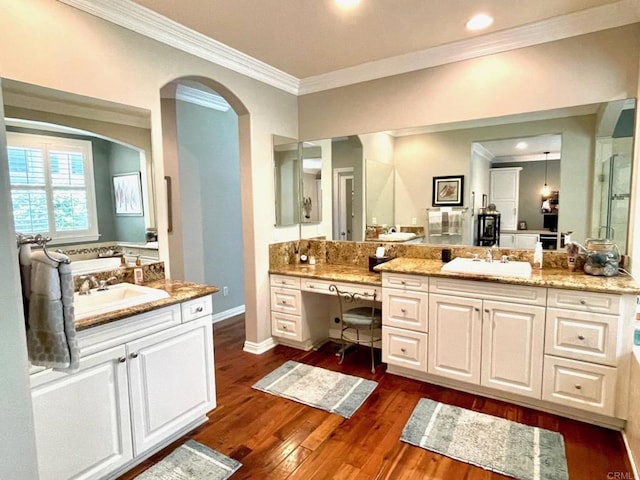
(343, 307, 382, 327)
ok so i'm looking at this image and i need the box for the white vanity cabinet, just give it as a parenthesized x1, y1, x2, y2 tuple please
(428, 278, 546, 399)
(381, 273, 429, 373)
(542, 289, 624, 417)
(30, 296, 216, 480)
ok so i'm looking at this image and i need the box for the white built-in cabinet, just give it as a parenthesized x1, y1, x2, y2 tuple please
(30, 297, 216, 480)
(379, 272, 632, 426)
(428, 278, 546, 399)
(490, 167, 522, 231)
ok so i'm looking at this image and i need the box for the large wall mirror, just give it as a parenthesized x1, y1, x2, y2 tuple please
(304, 99, 636, 254)
(273, 136, 323, 227)
(2, 79, 156, 256)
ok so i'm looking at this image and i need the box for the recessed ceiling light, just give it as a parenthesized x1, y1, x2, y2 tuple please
(335, 0, 361, 9)
(466, 14, 493, 31)
(516, 141, 528, 150)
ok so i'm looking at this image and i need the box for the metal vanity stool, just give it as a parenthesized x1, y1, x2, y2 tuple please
(329, 284, 382, 373)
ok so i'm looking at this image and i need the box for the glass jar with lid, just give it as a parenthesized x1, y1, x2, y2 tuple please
(583, 239, 620, 277)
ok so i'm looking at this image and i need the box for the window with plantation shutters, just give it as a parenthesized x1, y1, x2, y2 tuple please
(7, 132, 98, 243)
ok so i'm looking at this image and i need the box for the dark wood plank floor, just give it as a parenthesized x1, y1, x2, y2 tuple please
(120, 316, 633, 479)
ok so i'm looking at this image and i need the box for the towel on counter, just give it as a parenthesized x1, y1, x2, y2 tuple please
(27, 250, 79, 373)
(428, 211, 442, 236)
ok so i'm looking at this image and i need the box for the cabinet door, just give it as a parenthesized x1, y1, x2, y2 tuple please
(500, 234, 515, 248)
(428, 294, 482, 384)
(490, 168, 520, 231)
(127, 317, 216, 455)
(515, 234, 539, 250)
(31, 346, 133, 480)
(481, 300, 545, 399)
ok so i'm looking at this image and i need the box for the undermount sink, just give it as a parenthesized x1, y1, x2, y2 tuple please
(74, 282, 170, 320)
(378, 232, 417, 241)
(441, 257, 532, 278)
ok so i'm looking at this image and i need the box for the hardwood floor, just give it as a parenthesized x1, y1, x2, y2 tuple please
(120, 316, 633, 479)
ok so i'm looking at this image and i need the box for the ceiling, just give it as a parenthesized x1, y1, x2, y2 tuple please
(130, 0, 628, 77)
(64, 0, 640, 94)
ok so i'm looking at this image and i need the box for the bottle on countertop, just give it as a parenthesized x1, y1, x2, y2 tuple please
(134, 255, 144, 284)
(533, 241, 543, 269)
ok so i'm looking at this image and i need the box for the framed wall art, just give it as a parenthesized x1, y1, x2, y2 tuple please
(432, 175, 464, 207)
(113, 172, 143, 216)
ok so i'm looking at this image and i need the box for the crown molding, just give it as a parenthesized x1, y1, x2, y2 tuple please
(174, 85, 230, 111)
(298, 0, 640, 94)
(57, 0, 300, 95)
(59, 0, 640, 97)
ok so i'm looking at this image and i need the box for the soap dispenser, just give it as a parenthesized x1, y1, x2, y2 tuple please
(533, 242, 543, 269)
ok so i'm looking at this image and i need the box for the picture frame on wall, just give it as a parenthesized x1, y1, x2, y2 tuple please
(113, 172, 143, 216)
(432, 175, 464, 207)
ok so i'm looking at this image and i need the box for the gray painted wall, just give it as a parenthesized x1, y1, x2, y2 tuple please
(176, 99, 245, 316)
(109, 142, 146, 243)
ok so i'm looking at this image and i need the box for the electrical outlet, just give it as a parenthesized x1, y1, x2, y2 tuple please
(412, 217, 417, 225)
(372, 217, 377, 224)
(223, 286, 228, 296)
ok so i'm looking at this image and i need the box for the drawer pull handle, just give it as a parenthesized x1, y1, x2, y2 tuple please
(578, 335, 585, 341)
(474, 308, 480, 312)
(400, 348, 407, 354)
(484, 309, 490, 314)
(309, 285, 314, 288)
(118, 356, 126, 363)
(281, 300, 287, 304)
(282, 325, 288, 330)
(130, 352, 139, 359)
(400, 308, 407, 314)
(195, 306, 204, 313)
(579, 300, 586, 305)
(575, 384, 582, 390)
(401, 281, 406, 285)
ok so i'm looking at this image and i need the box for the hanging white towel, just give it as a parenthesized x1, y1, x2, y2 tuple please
(27, 250, 79, 373)
(19, 244, 32, 321)
(428, 211, 442, 236)
(448, 211, 462, 236)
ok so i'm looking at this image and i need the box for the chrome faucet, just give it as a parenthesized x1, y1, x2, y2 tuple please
(78, 275, 99, 295)
(97, 276, 118, 291)
(485, 248, 493, 263)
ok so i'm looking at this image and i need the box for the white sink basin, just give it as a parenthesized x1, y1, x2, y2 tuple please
(378, 232, 416, 241)
(74, 282, 170, 320)
(441, 257, 532, 278)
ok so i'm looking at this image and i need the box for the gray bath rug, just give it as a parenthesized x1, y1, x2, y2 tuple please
(401, 398, 569, 480)
(134, 440, 241, 480)
(252, 360, 377, 418)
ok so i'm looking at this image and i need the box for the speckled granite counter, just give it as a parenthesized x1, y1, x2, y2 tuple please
(270, 257, 640, 295)
(75, 279, 219, 331)
(374, 258, 640, 295)
(270, 263, 381, 286)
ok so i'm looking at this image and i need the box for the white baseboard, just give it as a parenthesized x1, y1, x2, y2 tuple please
(622, 430, 639, 480)
(243, 337, 277, 354)
(212, 305, 245, 324)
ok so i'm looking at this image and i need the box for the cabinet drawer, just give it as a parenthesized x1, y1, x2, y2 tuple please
(382, 326, 428, 373)
(382, 289, 428, 332)
(542, 355, 616, 417)
(270, 287, 302, 315)
(545, 308, 618, 366)
(547, 289, 620, 315)
(300, 278, 334, 294)
(181, 295, 213, 322)
(382, 273, 429, 293)
(429, 277, 546, 306)
(271, 311, 304, 341)
(270, 275, 301, 289)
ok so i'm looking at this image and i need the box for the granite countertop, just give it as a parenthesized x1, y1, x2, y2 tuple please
(270, 258, 640, 295)
(270, 263, 382, 286)
(75, 279, 219, 331)
(375, 258, 640, 295)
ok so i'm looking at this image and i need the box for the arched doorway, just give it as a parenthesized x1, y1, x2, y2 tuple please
(159, 77, 251, 324)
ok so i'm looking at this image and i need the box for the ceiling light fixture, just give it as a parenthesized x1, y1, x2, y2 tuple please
(516, 141, 527, 150)
(541, 151, 551, 197)
(466, 14, 493, 31)
(335, 0, 361, 9)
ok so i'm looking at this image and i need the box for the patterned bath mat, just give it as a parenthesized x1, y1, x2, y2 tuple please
(401, 398, 569, 480)
(134, 440, 241, 479)
(252, 360, 377, 418)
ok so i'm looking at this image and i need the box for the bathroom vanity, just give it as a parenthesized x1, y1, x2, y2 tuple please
(29, 280, 218, 480)
(269, 250, 640, 429)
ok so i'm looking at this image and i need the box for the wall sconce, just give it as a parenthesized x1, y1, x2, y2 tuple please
(541, 151, 551, 197)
